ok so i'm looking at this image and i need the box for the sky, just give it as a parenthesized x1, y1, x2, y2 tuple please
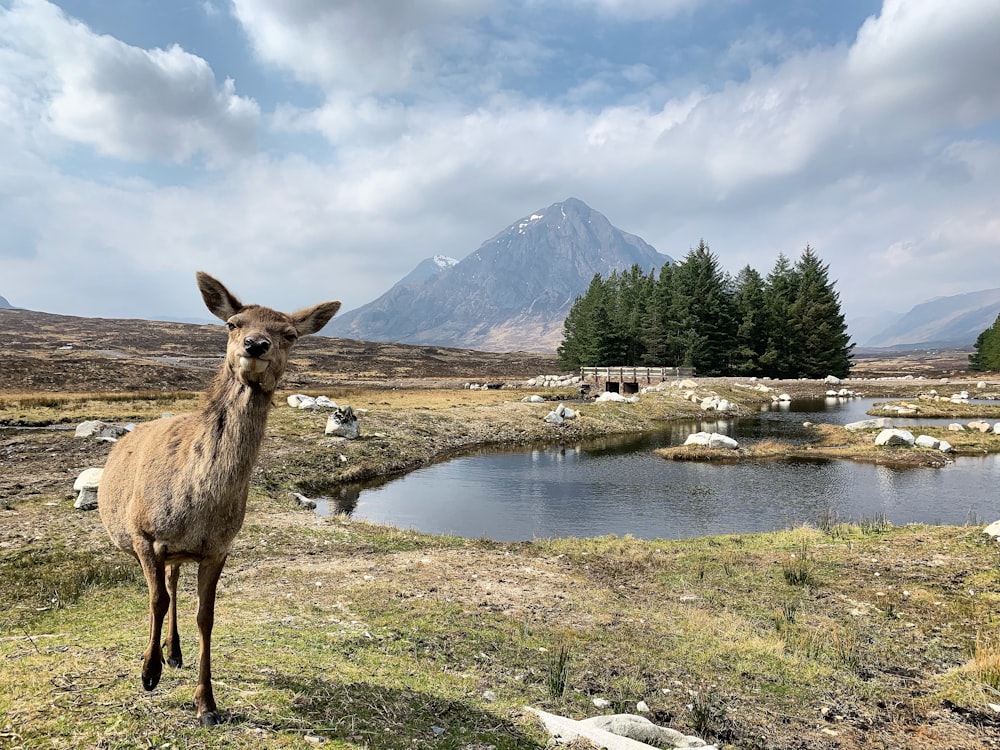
(1, 0, 999, 333)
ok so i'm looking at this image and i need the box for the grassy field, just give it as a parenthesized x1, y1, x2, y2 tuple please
(3, 382, 1000, 748)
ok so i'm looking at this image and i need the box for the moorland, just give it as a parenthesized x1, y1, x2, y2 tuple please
(1, 308, 999, 749)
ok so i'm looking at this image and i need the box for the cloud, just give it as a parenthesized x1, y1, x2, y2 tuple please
(232, 0, 495, 95)
(0, 0, 259, 164)
(1, 1, 999, 327)
(846, 0, 1000, 126)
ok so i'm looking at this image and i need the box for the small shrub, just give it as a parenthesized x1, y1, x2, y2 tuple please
(781, 544, 816, 587)
(546, 643, 571, 698)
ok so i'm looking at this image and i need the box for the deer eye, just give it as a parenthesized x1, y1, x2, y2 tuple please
(226, 321, 238, 331)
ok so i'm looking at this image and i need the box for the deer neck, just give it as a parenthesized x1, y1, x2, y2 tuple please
(196, 367, 274, 488)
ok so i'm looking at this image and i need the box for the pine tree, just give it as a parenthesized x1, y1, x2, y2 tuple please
(668, 240, 736, 376)
(640, 263, 675, 365)
(788, 246, 854, 378)
(731, 265, 769, 375)
(759, 254, 800, 378)
(970, 312, 1000, 371)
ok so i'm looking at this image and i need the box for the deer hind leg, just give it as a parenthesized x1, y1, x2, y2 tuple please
(135, 540, 169, 691)
(193, 555, 227, 726)
(164, 563, 183, 668)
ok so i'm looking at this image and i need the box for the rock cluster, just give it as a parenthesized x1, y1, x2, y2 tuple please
(543, 403, 578, 425)
(527, 374, 583, 388)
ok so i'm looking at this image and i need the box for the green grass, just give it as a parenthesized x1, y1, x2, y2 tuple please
(3, 515, 1000, 748)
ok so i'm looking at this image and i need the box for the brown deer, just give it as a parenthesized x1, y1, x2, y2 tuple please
(98, 272, 340, 725)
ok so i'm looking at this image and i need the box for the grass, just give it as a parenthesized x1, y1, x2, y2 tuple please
(5, 382, 1000, 747)
(2, 497, 1000, 748)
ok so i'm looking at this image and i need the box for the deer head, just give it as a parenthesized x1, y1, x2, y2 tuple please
(197, 272, 341, 392)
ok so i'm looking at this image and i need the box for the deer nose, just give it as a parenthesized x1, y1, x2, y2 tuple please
(243, 337, 270, 357)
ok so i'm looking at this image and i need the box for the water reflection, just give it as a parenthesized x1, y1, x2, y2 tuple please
(314, 398, 1000, 541)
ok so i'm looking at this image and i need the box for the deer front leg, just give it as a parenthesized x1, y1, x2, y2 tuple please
(164, 563, 183, 668)
(135, 542, 169, 691)
(193, 555, 227, 726)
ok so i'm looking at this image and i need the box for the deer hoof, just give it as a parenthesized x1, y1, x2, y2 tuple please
(167, 655, 183, 669)
(199, 711, 220, 727)
(141, 660, 162, 691)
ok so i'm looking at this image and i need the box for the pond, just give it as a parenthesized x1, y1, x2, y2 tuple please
(315, 397, 1000, 541)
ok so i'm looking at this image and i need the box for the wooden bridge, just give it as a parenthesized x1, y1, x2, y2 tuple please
(580, 366, 695, 394)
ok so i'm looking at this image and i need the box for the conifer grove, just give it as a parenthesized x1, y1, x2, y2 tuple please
(970, 313, 1000, 371)
(557, 242, 855, 378)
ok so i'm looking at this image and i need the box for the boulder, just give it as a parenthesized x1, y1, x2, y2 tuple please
(543, 410, 564, 425)
(325, 406, 360, 439)
(526, 707, 716, 750)
(874, 429, 915, 447)
(521, 395, 546, 403)
(75, 420, 129, 441)
(315, 396, 338, 408)
(290, 492, 317, 510)
(683, 432, 739, 450)
(948, 423, 966, 432)
(824, 375, 841, 384)
(984, 520, 1000, 540)
(845, 418, 893, 432)
(596, 392, 639, 403)
(73, 467, 103, 510)
(968, 421, 991, 433)
(914, 434, 940, 449)
(580, 715, 709, 748)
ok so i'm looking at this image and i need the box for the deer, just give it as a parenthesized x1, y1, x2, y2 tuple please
(98, 272, 340, 726)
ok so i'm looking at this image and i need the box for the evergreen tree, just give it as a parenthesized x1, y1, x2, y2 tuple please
(557, 274, 609, 369)
(970, 312, 1000, 371)
(788, 245, 854, 378)
(668, 240, 736, 376)
(759, 254, 800, 378)
(731, 265, 769, 375)
(640, 263, 676, 365)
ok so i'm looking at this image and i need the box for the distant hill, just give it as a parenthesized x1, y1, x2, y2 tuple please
(326, 198, 673, 352)
(0, 295, 13, 309)
(863, 288, 1000, 348)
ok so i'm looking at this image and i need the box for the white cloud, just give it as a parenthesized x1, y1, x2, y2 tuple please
(0, 0, 259, 164)
(1, 0, 999, 328)
(847, 0, 1000, 126)
(231, 0, 494, 95)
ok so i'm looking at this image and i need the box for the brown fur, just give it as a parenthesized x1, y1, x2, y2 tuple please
(98, 272, 340, 725)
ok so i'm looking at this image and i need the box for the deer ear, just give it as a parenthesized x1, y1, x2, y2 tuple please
(197, 272, 243, 322)
(291, 300, 341, 337)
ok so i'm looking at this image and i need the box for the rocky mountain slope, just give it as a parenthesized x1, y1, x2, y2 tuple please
(325, 198, 672, 352)
(863, 288, 1000, 348)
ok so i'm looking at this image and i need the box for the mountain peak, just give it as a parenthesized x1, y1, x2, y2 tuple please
(326, 200, 672, 352)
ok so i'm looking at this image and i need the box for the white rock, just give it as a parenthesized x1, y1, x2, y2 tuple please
(983, 520, 1000, 540)
(845, 418, 893, 432)
(874, 429, 915, 447)
(315, 396, 338, 408)
(938, 440, 954, 453)
(73, 467, 103, 491)
(914, 435, 940, 450)
(296, 396, 318, 410)
(325, 406, 360, 439)
(968, 421, 991, 433)
(543, 411, 564, 425)
(75, 420, 128, 440)
(824, 375, 841, 384)
(287, 394, 308, 407)
(948, 423, 966, 432)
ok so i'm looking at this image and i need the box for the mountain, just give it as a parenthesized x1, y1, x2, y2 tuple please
(326, 198, 672, 352)
(0, 295, 13, 309)
(863, 288, 1000, 348)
